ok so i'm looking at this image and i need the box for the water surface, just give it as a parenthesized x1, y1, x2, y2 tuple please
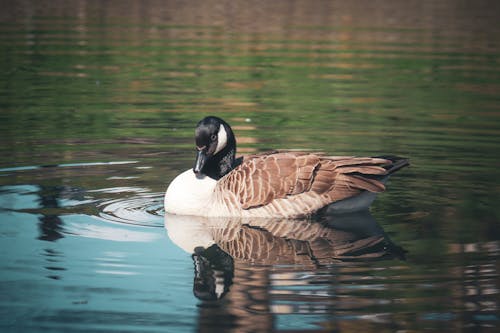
(1, 1, 499, 332)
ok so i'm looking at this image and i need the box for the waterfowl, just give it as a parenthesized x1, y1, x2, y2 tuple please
(164, 116, 409, 218)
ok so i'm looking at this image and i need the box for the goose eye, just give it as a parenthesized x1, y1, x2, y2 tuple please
(210, 134, 217, 141)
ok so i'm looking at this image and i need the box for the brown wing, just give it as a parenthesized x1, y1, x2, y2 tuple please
(216, 151, 392, 211)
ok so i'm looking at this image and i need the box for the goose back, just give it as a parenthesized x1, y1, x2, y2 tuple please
(209, 151, 395, 218)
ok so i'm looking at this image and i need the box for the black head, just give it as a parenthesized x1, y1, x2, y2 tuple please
(193, 116, 236, 179)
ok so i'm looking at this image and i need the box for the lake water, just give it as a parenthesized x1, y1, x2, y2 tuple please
(1, 1, 499, 332)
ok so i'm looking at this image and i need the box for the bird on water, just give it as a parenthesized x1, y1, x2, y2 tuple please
(164, 116, 409, 218)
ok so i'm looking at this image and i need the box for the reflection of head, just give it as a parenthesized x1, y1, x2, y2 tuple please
(192, 245, 234, 301)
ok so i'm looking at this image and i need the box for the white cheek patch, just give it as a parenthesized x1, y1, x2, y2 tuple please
(214, 124, 227, 154)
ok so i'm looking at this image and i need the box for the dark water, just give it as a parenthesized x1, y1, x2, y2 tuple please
(1, 1, 499, 332)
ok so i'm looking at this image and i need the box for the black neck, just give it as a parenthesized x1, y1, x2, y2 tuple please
(202, 146, 235, 180)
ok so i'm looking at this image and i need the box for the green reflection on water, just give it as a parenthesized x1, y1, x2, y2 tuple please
(1, 1, 499, 218)
(0, 1, 499, 331)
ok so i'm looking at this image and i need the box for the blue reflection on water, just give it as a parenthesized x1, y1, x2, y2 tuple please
(0, 184, 197, 332)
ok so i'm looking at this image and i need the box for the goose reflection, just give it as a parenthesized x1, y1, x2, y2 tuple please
(164, 212, 405, 301)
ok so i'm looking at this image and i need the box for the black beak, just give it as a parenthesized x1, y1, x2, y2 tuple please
(193, 150, 207, 174)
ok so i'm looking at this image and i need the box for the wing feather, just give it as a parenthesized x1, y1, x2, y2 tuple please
(216, 152, 393, 212)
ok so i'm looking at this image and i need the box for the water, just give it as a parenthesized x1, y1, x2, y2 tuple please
(1, 1, 499, 332)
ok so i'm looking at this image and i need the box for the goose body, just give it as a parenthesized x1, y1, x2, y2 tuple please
(164, 116, 408, 218)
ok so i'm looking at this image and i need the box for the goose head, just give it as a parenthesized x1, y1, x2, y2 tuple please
(193, 116, 237, 180)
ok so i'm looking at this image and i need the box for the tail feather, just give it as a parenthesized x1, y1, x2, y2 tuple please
(375, 155, 409, 175)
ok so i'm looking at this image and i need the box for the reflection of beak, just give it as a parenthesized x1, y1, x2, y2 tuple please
(193, 150, 208, 174)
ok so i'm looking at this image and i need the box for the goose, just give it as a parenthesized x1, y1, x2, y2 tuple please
(164, 116, 409, 218)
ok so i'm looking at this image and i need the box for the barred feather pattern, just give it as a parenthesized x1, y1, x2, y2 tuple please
(210, 151, 393, 218)
(208, 217, 387, 265)
(165, 214, 391, 265)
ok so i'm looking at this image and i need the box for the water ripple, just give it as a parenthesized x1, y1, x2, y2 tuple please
(96, 192, 164, 228)
(0, 160, 139, 173)
(63, 221, 160, 243)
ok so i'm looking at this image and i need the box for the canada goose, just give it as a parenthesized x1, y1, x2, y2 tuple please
(164, 116, 409, 218)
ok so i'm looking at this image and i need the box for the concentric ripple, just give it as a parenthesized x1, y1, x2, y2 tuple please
(0, 161, 167, 231)
(97, 192, 165, 228)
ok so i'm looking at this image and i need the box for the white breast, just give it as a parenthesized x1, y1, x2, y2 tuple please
(164, 169, 217, 216)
